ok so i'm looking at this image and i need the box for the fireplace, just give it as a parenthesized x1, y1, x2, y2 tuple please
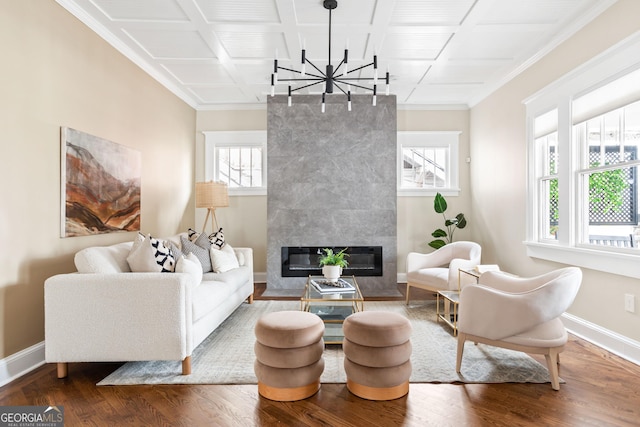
(282, 246, 383, 277)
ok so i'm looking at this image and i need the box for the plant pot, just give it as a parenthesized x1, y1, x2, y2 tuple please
(322, 265, 342, 283)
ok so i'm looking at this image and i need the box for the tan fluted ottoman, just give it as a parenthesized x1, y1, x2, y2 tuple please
(254, 310, 325, 401)
(343, 311, 412, 400)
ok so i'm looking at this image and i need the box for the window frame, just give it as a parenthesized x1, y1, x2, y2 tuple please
(397, 131, 461, 197)
(203, 131, 267, 196)
(524, 32, 640, 279)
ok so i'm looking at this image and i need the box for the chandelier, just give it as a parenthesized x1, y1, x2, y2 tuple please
(270, 0, 389, 112)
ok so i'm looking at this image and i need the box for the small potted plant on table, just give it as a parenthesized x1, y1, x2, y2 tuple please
(318, 248, 349, 282)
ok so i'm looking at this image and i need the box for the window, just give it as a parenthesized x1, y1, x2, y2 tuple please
(397, 131, 461, 196)
(524, 33, 640, 279)
(203, 131, 267, 196)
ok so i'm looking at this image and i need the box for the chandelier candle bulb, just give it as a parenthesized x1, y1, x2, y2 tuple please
(322, 93, 326, 113)
(348, 91, 352, 111)
(270, 74, 275, 97)
(301, 49, 306, 76)
(373, 85, 377, 106)
(386, 71, 390, 95)
(288, 86, 292, 106)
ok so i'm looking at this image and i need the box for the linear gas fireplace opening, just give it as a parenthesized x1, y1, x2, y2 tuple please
(282, 246, 383, 277)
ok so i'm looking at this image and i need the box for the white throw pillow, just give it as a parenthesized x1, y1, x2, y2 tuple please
(210, 243, 240, 273)
(127, 234, 160, 272)
(176, 253, 203, 286)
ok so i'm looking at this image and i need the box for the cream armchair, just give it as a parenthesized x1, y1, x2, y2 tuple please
(405, 241, 481, 303)
(455, 267, 582, 390)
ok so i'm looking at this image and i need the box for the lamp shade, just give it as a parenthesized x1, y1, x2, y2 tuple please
(195, 181, 229, 208)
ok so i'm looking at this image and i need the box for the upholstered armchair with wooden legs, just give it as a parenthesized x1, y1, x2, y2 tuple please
(405, 241, 481, 303)
(456, 267, 582, 390)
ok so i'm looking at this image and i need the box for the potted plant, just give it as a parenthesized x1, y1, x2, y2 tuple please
(429, 192, 467, 249)
(318, 247, 349, 282)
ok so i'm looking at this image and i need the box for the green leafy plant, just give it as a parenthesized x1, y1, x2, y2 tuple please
(429, 192, 467, 249)
(318, 248, 349, 268)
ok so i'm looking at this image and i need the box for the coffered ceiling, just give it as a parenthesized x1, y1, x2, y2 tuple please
(57, 0, 617, 109)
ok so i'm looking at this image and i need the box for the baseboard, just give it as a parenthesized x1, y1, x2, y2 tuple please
(0, 341, 46, 387)
(254, 272, 266, 283)
(562, 313, 640, 366)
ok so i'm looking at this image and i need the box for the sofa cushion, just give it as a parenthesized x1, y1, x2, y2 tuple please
(127, 234, 176, 273)
(75, 241, 133, 273)
(202, 265, 251, 285)
(176, 253, 203, 286)
(180, 235, 213, 273)
(210, 243, 239, 273)
(192, 280, 238, 321)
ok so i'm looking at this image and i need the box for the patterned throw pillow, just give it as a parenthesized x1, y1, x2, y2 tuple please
(149, 235, 176, 272)
(187, 228, 199, 242)
(180, 235, 212, 273)
(209, 227, 225, 249)
(127, 233, 175, 273)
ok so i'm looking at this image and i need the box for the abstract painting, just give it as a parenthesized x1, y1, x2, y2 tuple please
(61, 127, 141, 237)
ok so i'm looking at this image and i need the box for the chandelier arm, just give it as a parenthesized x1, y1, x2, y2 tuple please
(336, 77, 376, 81)
(343, 62, 375, 75)
(290, 80, 326, 92)
(277, 66, 325, 79)
(332, 81, 349, 96)
(333, 79, 375, 92)
(277, 77, 324, 82)
(304, 59, 326, 77)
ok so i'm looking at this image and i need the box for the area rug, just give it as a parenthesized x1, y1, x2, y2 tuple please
(98, 300, 556, 386)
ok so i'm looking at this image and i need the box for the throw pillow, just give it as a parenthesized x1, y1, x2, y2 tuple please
(176, 253, 203, 286)
(209, 227, 225, 249)
(187, 228, 199, 242)
(180, 235, 212, 273)
(210, 243, 240, 273)
(149, 235, 176, 272)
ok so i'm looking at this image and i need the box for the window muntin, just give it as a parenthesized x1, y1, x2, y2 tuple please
(397, 131, 461, 196)
(203, 131, 267, 196)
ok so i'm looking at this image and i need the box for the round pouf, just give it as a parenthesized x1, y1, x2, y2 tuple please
(254, 310, 325, 401)
(343, 311, 412, 400)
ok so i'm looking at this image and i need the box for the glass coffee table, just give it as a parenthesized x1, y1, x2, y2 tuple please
(300, 275, 364, 344)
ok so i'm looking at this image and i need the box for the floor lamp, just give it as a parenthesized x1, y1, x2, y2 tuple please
(195, 181, 229, 234)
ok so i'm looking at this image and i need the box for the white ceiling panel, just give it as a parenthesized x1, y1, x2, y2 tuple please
(216, 31, 288, 59)
(163, 63, 235, 85)
(57, 0, 617, 108)
(91, 0, 189, 21)
(125, 29, 216, 59)
(294, 0, 375, 25)
(390, 0, 476, 25)
(194, 0, 281, 24)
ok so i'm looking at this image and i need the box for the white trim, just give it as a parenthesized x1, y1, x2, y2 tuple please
(254, 272, 267, 284)
(0, 342, 46, 387)
(562, 313, 640, 366)
(525, 241, 640, 279)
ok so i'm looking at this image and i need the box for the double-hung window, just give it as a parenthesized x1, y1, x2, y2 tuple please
(525, 33, 640, 278)
(397, 131, 461, 196)
(203, 131, 267, 196)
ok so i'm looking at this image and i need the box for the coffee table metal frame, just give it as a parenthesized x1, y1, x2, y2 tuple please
(301, 275, 364, 344)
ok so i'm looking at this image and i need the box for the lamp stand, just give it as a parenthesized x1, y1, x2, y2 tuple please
(202, 207, 219, 234)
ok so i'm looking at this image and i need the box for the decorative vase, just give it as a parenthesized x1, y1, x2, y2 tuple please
(322, 265, 342, 283)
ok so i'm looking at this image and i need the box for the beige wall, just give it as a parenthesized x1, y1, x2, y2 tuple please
(195, 110, 268, 272)
(0, 1, 196, 358)
(195, 109, 471, 276)
(470, 0, 640, 340)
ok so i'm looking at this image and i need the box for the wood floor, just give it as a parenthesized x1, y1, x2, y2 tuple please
(2, 285, 640, 426)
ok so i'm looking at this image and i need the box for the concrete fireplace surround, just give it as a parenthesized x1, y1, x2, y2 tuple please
(266, 94, 399, 297)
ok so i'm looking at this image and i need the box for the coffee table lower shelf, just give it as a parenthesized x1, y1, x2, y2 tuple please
(307, 305, 355, 344)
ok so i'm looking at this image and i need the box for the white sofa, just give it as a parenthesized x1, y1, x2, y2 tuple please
(44, 234, 254, 378)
